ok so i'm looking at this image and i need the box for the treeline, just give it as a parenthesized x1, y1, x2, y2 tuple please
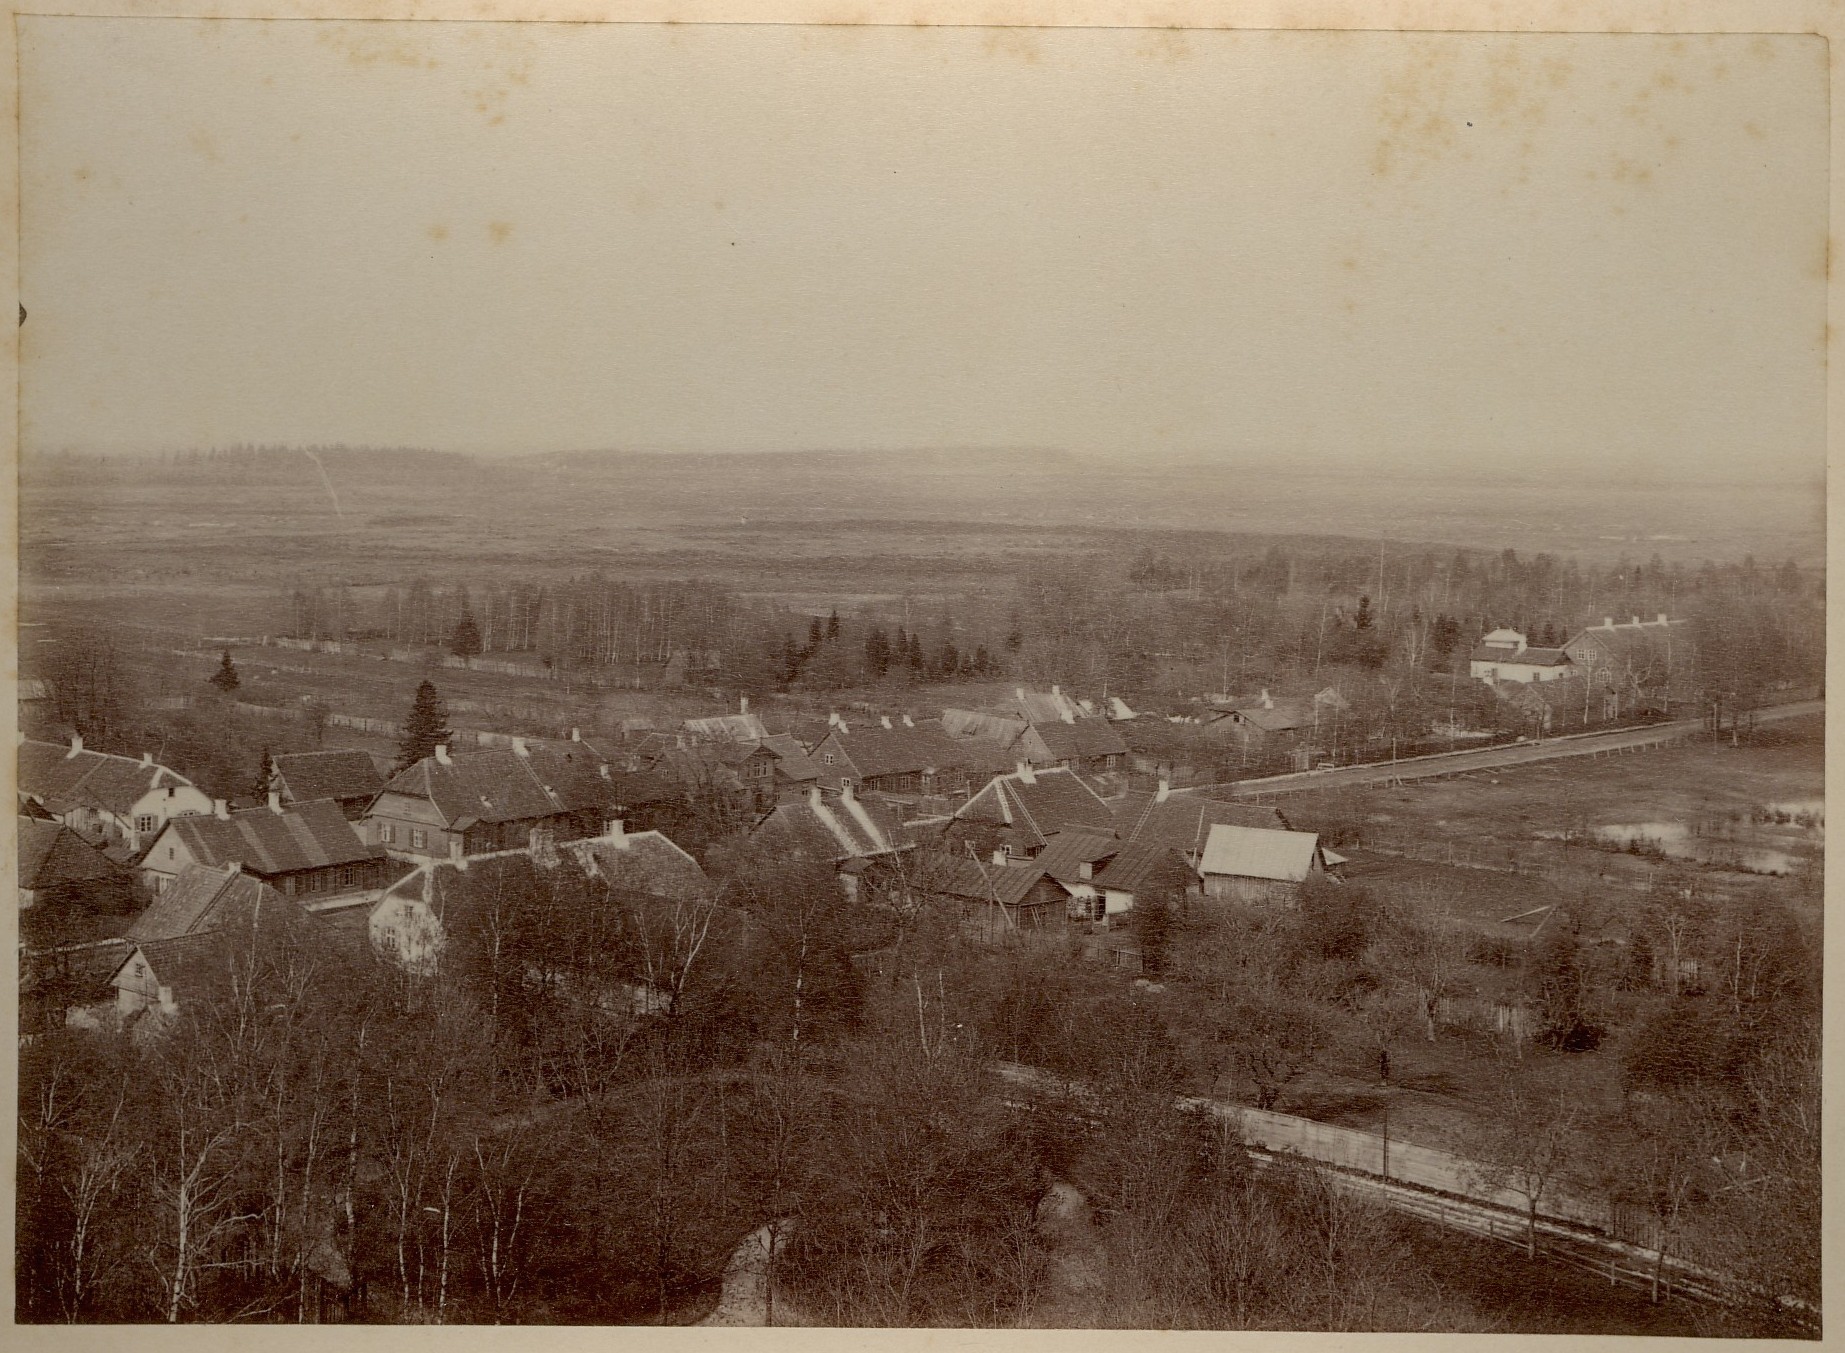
(19, 843, 1818, 1330)
(276, 544, 1822, 708)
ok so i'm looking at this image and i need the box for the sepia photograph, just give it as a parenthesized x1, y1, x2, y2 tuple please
(10, 2, 1831, 1339)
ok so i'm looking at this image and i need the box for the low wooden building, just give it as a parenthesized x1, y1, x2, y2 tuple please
(1197, 823, 1330, 906)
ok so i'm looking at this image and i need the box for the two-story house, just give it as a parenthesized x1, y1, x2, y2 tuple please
(271, 749, 387, 820)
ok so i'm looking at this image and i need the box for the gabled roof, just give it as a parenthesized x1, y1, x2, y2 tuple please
(1025, 719, 1128, 762)
(128, 864, 294, 943)
(1198, 824, 1323, 883)
(1092, 838, 1200, 895)
(1113, 791, 1291, 851)
(566, 829, 711, 901)
(160, 800, 382, 877)
(751, 791, 910, 862)
(912, 850, 1049, 910)
(19, 740, 196, 816)
(1564, 617, 1692, 668)
(18, 817, 130, 891)
(684, 712, 771, 741)
(273, 750, 385, 804)
(941, 707, 1030, 745)
(380, 746, 614, 826)
(1469, 645, 1570, 666)
(954, 767, 1118, 849)
(820, 723, 993, 782)
(1030, 829, 1121, 885)
(755, 733, 822, 783)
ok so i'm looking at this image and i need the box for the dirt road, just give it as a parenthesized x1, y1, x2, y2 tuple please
(1216, 701, 1823, 799)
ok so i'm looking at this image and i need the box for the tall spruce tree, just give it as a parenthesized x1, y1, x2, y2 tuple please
(451, 611, 484, 659)
(254, 747, 277, 799)
(208, 649, 240, 694)
(396, 680, 453, 771)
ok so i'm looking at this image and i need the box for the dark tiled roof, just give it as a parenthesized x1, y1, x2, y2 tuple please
(756, 734, 822, 782)
(164, 800, 382, 877)
(19, 740, 196, 816)
(1027, 719, 1128, 762)
(382, 747, 614, 826)
(128, 864, 294, 943)
(955, 768, 1118, 848)
(823, 724, 993, 781)
(18, 817, 129, 890)
(941, 708, 1029, 745)
(1114, 792, 1291, 851)
(1565, 619, 1693, 669)
(567, 830, 711, 900)
(1469, 645, 1570, 666)
(913, 850, 1048, 910)
(1031, 830, 1121, 884)
(751, 792, 910, 862)
(274, 750, 385, 804)
(1092, 838, 1198, 894)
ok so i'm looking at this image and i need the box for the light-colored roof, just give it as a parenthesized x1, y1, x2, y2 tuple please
(1198, 824, 1322, 883)
(684, 712, 771, 741)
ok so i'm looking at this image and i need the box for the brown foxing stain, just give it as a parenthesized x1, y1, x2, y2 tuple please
(73, 166, 90, 182)
(1743, 121, 1766, 140)
(189, 128, 223, 163)
(488, 222, 513, 245)
(983, 28, 1043, 65)
(316, 26, 438, 71)
(427, 224, 449, 242)
(1136, 30, 1191, 64)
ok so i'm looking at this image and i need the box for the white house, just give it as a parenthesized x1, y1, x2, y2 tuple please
(1468, 630, 1574, 685)
(18, 735, 214, 857)
(1197, 823, 1331, 905)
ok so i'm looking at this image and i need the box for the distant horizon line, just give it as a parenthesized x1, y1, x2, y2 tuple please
(20, 442, 1822, 491)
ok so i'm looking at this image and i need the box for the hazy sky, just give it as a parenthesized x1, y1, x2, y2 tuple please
(20, 21, 1828, 482)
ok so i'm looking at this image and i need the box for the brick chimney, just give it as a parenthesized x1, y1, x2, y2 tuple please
(1656, 613, 1669, 625)
(570, 727, 581, 742)
(880, 715, 892, 729)
(511, 737, 528, 756)
(66, 734, 83, 758)
(268, 791, 283, 814)
(434, 744, 451, 766)
(213, 799, 230, 819)
(740, 695, 749, 715)
(605, 818, 628, 848)
(141, 751, 153, 767)
(1078, 861, 1093, 880)
(1015, 760, 1036, 784)
(992, 848, 1007, 866)
(1156, 778, 1171, 803)
(808, 786, 824, 809)
(902, 713, 914, 727)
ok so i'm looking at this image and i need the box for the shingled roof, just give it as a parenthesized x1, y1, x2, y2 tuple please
(751, 789, 911, 862)
(160, 800, 382, 877)
(911, 850, 1049, 911)
(19, 739, 195, 816)
(1469, 645, 1570, 666)
(273, 750, 385, 805)
(128, 863, 295, 943)
(953, 767, 1119, 849)
(1091, 837, 1201, 895)
(1113, 791, 1292, 853)
(382, 746, 614, 827)
(18, 817, 130, 892)
(1025, 719, 1128, 762)
(820, 723, 997, 783)
(1030, 829, 1121, 885)
(566, 828, 711, 901)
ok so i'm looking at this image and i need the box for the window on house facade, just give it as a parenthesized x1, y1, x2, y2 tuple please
(135, 814, 157, 834)
(380, 823, 395, 844)
(382, 928, 399, 953)
(411, 829, 426, 850)
(822, 753, 835, 765)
